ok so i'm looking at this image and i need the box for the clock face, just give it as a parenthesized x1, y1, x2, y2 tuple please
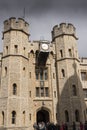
(41, 43, 49, 50)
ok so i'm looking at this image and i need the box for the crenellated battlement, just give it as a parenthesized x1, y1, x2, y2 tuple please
(3, 17, 29, 35)
(52, 23, 78, 40)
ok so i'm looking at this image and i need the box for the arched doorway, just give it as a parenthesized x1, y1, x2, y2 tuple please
(37, 109, 50, 124)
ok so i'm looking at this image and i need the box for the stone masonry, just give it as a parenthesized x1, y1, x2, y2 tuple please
(0, 17, 86, 130)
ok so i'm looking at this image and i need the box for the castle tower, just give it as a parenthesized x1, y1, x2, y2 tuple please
(0, 18, 29, 130)
(52, 23, 86, 126)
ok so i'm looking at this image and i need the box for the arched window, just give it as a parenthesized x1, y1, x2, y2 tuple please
(13, 83, 17, 95)
(12, 111, 16, 124)
(75, 110, 80, 122)
(72, 85, 77, 96)
(65, 110, 69, 122)
(30, 50, 34, 57)
(2, 111, 4, 125)
(14, 45, 18, 54)
(61, 69, 65, 77)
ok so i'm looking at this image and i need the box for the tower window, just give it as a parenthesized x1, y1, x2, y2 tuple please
(29, 72, 31, 78)
(72, 85, 77, 96)
(29, 91, 31, 97)
(61, 69, 65, 77)
(65, 110, 69, 122)
(13, 83, 17, 95)
(23, 111, 25, 125)
(12, 111, 16, 124)
(60, 50, 63, 58)
(2, 111, 4, 125)
(14, 45, 18, 54)
(29, 113, 31, 121)
(5, 67, 7, 76)
(6, 46, 8, 54)
(23, 67, 26, 76)
(68, 49, 72, 57)
(23, 47, 26, 55)
(75, 110, 80, 122)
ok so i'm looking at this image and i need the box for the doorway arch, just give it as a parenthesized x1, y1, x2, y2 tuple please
(37, 109, 50, 124)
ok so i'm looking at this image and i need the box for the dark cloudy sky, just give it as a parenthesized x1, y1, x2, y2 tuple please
(0, 0, 87, 57)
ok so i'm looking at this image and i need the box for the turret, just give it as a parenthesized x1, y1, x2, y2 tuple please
(2, 17, 29, 57)
(52, 23, 78, 41)
(3, 17, 29, 36)
(52, 23, 86, 126)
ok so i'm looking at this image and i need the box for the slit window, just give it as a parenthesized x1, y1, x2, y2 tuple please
(14, 45, 18, 54)
(68, 49, 72, 57)
(60, 50, 63, 58)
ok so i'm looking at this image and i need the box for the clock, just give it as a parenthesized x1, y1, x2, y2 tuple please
(41, 43, 49, 50)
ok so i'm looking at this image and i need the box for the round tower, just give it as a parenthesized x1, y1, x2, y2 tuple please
(52, 23, 86, 128)
(0, 18, 29, 129)
(3, 17, 29, 57)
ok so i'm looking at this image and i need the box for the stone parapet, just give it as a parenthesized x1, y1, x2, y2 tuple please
(3, 17, 29, 35)
(52, 23, 77, 40)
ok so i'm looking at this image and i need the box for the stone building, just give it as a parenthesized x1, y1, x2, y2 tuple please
(0, 17, 87, 130)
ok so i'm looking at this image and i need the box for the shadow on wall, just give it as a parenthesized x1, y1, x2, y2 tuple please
(56, 61, 86, 127)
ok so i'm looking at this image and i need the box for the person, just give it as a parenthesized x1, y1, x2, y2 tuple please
(84, 121, 87, 130)
(55, 123, 60, 130)
(64, 123, 68, 130)
(72, 122, 76, 130)
(80, 122, 83, 130)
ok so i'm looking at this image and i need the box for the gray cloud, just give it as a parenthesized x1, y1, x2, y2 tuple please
(0, 0, 87, 56)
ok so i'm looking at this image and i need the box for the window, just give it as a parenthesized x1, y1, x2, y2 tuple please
(75, 110, 80, 122)
(23, 47, 26, 55)
(61, 69, 65, 77)
(54, 91, 56, 98)
(44, 69, 48, 80)
(29, 72, 31, 78)
(45, 88, 49, 97)
(53, 73, 55, 79)
(81, 72, 87, 81)
(60, 50, 63, 58)
(2, 111, 4, 125)
(41, 87, 44, 97)
(12, 111, 16, 124)
(72, 85, 77, 96)
(29, 113, 31, 121)
(23, 111, 25, 125)
(29, 91, 31, 97)
(23, 67, 26, 76)
(36, 87, 49, 97)
(5, 67, 7, 76)
(14, 45, 18, 54)
(36, 87, 39, 97)
(83, 89, 87, 98)
(6, 46, 8, 54)
(13, 83, 17, 95)
(68, 49, 72, 57)
(35, 68, 48, 80)
(65, 110, 69, 122)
